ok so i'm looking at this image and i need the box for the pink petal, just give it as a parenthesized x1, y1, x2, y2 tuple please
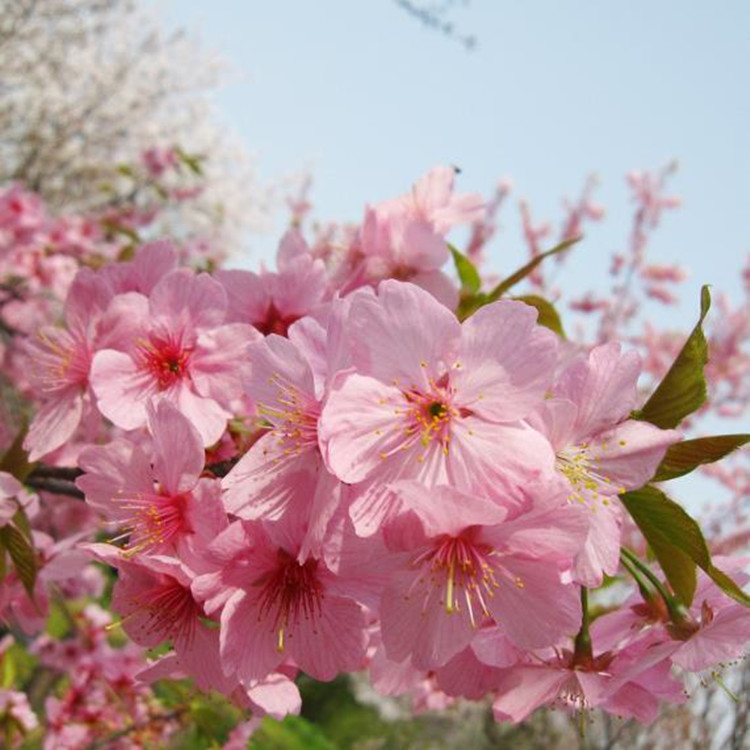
(388, 482, 507, 539)
(486, 559, 581, 649)
(191, 323, 258, 404)
(291, 596, 367, 681)
(380, 570, 476, 670)
(215, 269, 270, 325)
(76, 439, 153, 517)
(492, 666, 570, 723)
(220, 591, 284, 681)
(90, 349, 151, 430)
(347, 280, 460, 387)
(446, 416, 555, 505)
(247, 334, 316, 411)
(593, 420, 681, 491)
(404, 270, 458, 309)
(455, 300, 557, 422)
(319, 373, 411, 484)
(572, 499, 623, 587)
(24, 389, 83, 461)
(557, 342, 641, 437)
(150, 269, 227, 329)
(147, 400, 205, 495)
(672, 606, 750, 672)
(245, 673, 302, 719)
(175, 384, 230, 447)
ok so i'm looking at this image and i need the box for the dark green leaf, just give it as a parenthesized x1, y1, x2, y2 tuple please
(705, 565, 750, 609)
(11, 508, 32, 542)
(115, 164, 135, 178)
(175, 147, 204, 176)
(651, 544, 697, 605)
(456, 292, 487, 322)
(654, 434, 750, 481)
(102, 220, 140, 245)
(621, 485, 750, 606)
(513, 295, 566, 337)
(634, 286, 711, 429)
(449, 244, 481, 295)
(488, 236, 581, 299)
(0, 525, 37, 597)
(0, 425, 32, 483)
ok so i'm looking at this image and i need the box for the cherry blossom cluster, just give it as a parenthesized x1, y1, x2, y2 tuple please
(1, 166, 749, 742)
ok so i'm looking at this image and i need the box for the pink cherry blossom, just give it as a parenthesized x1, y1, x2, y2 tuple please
(217, 230, 328, 336)
(529, 341, 681, 585)
(319, 280, 559, 531)
(222, 330, 343, 559)
(90, 268, 258, 445)
(77, 400, 225, 557)
(378, 483, 585, 670)
(193, 518, 369, 683)
(492, 637, 684, 724)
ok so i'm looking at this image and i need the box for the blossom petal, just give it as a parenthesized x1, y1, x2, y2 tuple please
(455, 300, 557, 422)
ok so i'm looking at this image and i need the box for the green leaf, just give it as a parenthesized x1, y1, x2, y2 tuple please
(0, 525, 37, 598)
(634, 286, 711, 429)
(487, 236, 581, 299)
(175, 147, 204, 176)
(189, 694, 242, 743)
(0, 425, 33, 483)
(705, 566, 750, 609)
(650, 544, 697, 605)
(102, 220, 140, 245)
(621, 485, 750, 607)
(251, 715, 338, 750)
(449, 244, 481, 295)
(116, 164, 135, 178)
(653, 434, 750, 481)
(513, 295, 566, 337)
(11, 508, 32, 542)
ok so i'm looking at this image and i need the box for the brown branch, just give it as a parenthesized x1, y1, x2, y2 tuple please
(25, 477, 84, 499)
(28, 465, 82, 481)
(24, 456, 241, 500)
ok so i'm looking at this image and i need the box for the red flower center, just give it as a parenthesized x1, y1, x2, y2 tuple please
(254, 550, 324, 652)
(137, 332, 193, 390)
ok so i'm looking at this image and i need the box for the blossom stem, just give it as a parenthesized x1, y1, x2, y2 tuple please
(619, 551, 658, 602)
(620, 547, 692, 624)
(573, 587, 593, 666)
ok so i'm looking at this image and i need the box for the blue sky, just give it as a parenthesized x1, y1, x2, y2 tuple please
(161, 0, 748, 312)
(161, 1, 748, 509)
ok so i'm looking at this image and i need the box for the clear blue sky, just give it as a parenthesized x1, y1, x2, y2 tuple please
(161, 1, 748, 309)
(160, 0, 748, 510)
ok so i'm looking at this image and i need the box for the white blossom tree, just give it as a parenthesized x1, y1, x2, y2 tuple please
(0, 0, 271, 251)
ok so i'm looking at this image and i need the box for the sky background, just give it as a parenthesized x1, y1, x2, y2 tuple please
(160, 0, 748, 508)
(160, 1, 748, 302)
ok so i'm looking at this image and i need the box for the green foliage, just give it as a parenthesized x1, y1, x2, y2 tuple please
(449, 245, 481, 295)
(653, 434, 750, 481)
(250, 714, 337, 750)
(634, 286, 711, 429)
(453, 237, 579, 322)
(0, 425, 33, 483)
(175, 147, 205, 177)
(0, 522, 37, 597)
(621, 485, 750, 607)
(488, 237, 579, 298)
(1, 642, 38, 690)
(165, 690, 244, 748)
